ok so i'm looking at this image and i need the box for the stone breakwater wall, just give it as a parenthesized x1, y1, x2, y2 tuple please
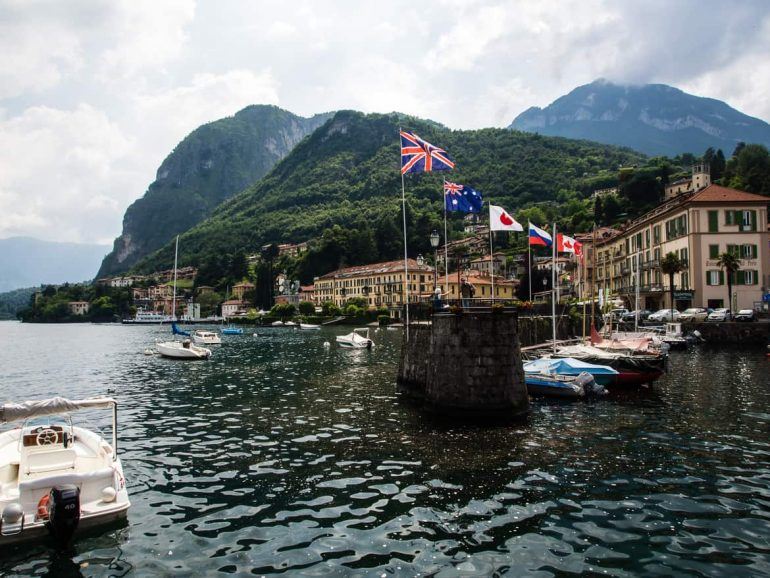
(397, 312, 529, 418)
(682, 322, 770, 346)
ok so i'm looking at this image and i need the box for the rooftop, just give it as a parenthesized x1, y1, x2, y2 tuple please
(318, 258, 434, 280)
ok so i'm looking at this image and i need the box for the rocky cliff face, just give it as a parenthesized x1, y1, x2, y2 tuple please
(97, 105, 332, 277)
(510, 79, 770, 156)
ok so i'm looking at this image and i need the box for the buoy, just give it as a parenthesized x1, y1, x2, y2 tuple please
(323, 341, 331, 348)
(37, 495, 50, 521)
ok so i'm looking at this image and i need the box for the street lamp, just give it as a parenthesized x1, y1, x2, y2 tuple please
(542, 276, 548, 301)
(429, 230, 440, 288)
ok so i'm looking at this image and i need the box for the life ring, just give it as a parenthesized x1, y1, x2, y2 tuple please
(37, 494, 50, 520)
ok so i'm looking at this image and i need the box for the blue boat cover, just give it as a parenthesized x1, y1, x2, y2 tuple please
(524, 357, 617, 376)
(172, 322, 190, 336)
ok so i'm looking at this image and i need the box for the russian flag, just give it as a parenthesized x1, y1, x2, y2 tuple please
(528, 222, 552, 247)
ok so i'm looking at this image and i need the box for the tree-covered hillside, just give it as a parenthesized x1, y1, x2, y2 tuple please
(132, 111, 645, 280)
(97, 105, 332, 277)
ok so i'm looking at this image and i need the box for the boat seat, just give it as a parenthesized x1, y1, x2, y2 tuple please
(22, 448, 77, 476)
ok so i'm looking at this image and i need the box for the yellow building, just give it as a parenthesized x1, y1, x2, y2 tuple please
(579, 184, 769, 311)
(313, 258, 435, 317)
(442, 271, 517, 301)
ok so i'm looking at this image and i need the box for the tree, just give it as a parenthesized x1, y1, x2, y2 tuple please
(659, 252, 684, 321)
(298, 301, 315, 316)
(717, 252, 741, 312)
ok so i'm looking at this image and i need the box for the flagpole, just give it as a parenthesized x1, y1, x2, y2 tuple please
(528, 223, 532, 302)
(401, 169, 410, 341)
(443, 178, 449, 296)
(489, 218, 494, 303)
(552, 222, 557, 354)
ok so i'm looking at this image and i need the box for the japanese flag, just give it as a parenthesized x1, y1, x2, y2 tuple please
(489, 204, 523, 231)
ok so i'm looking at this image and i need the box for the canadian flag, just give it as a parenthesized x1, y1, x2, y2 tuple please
(489, 204, 523, 231)
(557, 233, 582, 256)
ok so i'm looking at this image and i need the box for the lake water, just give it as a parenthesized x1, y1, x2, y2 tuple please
(1, 321, 769, 576)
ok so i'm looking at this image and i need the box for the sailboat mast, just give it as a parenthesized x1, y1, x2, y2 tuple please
(171, 235, 179, 322)
(552, 222, 557, 354)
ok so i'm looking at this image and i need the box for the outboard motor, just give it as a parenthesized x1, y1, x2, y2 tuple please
(46, 485, 80, 546)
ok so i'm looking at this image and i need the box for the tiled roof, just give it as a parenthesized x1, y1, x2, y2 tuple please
(689, 184, 769, 203)
(318, 259, 433, 280)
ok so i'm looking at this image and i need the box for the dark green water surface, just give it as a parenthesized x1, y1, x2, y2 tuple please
(1, 321, 769, 576)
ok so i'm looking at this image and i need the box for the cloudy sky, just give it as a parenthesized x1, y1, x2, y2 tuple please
(1, 0, 768, 246)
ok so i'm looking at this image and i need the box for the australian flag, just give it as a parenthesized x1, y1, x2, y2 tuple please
(444, 181, 483, 213)
(400, 130, 455, 174)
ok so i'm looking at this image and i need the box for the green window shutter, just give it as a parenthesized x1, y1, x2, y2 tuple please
(737, 270, 745, 285)
(708, 210, 718, 232)
(719, 270, 724, 285)
(750, 210, 757, 231)
(752, 244, 758, 259)
(724, 210, 731, 225)
(709, 245, 719, 259)
(752, 270, 759, 285)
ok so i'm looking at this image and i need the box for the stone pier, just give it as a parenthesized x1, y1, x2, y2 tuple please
(397, 311, 529, 419)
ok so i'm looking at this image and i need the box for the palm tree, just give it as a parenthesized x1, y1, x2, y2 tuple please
(717, 252, 741, 313)
(659, 252, 684, 321)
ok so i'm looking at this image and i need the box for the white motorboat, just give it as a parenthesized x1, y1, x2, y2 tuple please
(191, 330, 221, 345)
(156, 339, 211, 359)
(0, 397, 130, 546)
(284, 321, 296, 327)
(336, 328, 374, 349)
(299, 323, 320, 331)
(271, 320, 284, 327)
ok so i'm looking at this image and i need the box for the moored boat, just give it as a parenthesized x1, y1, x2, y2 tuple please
(156, 339, 212, 359)
(191, 330, 221, 345)
(524, 371, 597, 399)
(221, 326, 243, 335)
(554, 344, 665, 387)
(0, 397, 130, 546)
(524, 357, 618, 387)
(336, 328, 374, 349)
(299, 323, 320, 330)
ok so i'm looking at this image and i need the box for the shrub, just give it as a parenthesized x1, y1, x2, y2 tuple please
(377, 314, 390, 326)
(298, 301, 315, 316)
(345, 304, 362, 317)
(321, 301, 341, 316)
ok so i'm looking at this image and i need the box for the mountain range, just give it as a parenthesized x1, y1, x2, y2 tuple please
(96, 105, 332, 278)
(130, 110, 644, 278)
(0, 237, 108, 292)
(510, 79, 770, 157)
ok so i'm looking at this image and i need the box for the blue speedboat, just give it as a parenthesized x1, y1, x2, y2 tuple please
(524, 371, 596, 399)
(221, 326, 243, 335)
(524, 357, 618, 386)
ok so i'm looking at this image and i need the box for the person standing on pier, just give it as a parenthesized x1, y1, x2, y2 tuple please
(460, 277, 475, 308)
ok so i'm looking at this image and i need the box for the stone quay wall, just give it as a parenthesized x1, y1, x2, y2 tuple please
(398, 311, 529, 418)
(682, 321, 770, 346)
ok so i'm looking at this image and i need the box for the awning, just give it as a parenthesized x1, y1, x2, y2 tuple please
(0, 397, 116, 423)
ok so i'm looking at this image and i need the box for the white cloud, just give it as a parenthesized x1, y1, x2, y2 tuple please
(1, 0, 770, 247)
(0, 104, 135, 243)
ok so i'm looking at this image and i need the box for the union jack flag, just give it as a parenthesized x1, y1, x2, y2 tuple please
(400, 131, 455, 174)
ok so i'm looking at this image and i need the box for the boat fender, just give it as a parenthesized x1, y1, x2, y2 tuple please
(46, 485, 80, 546)
(36, 495, 50, 521)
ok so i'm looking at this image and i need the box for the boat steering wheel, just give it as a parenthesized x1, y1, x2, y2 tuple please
(36, 428, 59, 446)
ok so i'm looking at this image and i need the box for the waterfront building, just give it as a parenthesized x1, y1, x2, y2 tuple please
(68, 301, 89, 316)
(222, 299, 248, 317)
(313, 258, 434, 317)
(299, 285, 315, 304)
(469, 252, 508, 277)
(578, 184, 770, 311)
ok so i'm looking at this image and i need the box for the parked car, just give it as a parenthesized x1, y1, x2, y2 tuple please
(621, 309, 651, 322)
(734, 309, 757, 322)
(648, 308, 680, 322)
(679, 307, 709, 322)
(707, 308, 732, 322)
(603, 308, 629, 323)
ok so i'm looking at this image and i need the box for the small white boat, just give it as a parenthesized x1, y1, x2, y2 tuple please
(271, 320, 284, 327)
(191, 330, 221, 345)
(156, 339, 212, 359)
(336, 328, 374, 349)
(299, 323, 320, 331)
(0, 397, 130, 546)
(284, 321, 296, 327)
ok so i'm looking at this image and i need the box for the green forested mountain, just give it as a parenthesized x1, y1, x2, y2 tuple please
(132, 110, 645, 281)
(97, 105, 332, 277)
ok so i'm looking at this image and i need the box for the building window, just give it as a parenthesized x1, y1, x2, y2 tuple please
(741, 244, 758, 259)
(741, 210, 757, 232)
(726, 244, 740, 258)
(737, 270, 757, 285)
(709, 244, 720, 259)
(653, 225, 661, 244)
(681, 271, 689, 289)
(708, 210, 719, 233)
(706, 270, 723, 286)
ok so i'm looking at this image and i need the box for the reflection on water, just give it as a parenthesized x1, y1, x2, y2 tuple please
(1, 321, 770, 575)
